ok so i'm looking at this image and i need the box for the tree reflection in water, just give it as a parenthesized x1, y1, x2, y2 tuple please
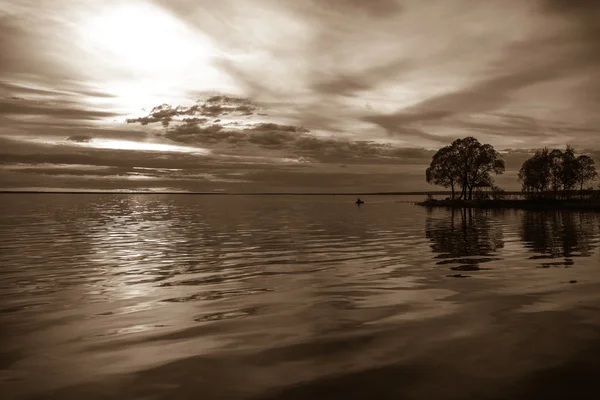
(520, 211, 600, 268)
(425, 208, 504, 276)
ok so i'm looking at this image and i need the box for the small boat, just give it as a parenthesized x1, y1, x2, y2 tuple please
(355, 198, 364, 205)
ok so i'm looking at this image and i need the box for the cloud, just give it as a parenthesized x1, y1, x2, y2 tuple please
(311, 0, 403, 17)
(310, 60, 412, 97)
(543, 0, 600, 37)
(66, 135, 93, 143)
(3, 0, 600, 192)
(360, 25, 600, 145)
(126, 96, 444, 166)
(0, 80, 117, 100)
(126, 96, 259, 127)
(0, 13, 77, 81)
(0, 97, 120, 120)
(157, 0, 600, 148)
(363, 53, 573, 128)
(162, 120, 306, 148)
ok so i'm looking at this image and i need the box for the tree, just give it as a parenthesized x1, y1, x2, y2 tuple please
(518, 148, 552, 196)
(561, 145, 579, 194)
(426, 145, 460, 199)
(549, 149, 566, 198)
(426, 137, 505, 200)
(574, 155, 597, 198)
(519, 146, 597, 199)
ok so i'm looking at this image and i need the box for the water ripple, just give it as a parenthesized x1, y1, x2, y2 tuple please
(1, 194, 600, 399)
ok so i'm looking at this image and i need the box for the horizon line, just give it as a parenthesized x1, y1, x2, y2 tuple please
(0, 190, 527, 195)
(0, 190, 453, 195)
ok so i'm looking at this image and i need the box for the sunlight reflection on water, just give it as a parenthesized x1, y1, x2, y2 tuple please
(1, 194, 600, 399)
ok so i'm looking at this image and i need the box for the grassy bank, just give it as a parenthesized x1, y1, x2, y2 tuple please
(415, 198, 600, 211)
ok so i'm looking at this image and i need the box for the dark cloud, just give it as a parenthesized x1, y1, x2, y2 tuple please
(164, 123, 240, 145)
(160, 115, 434, 164)
(543, 0, 600, 31)
(206, 95, 251, 105)
(66, 135, 93, 143)
(182, 117, 209, 124)
(126, 96, 259, 127)
(246, 128, 299, 148)
(248, 123, 309, 133)
(163, 121, 303, 148)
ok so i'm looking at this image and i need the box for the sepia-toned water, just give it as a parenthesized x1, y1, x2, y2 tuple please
(1, 194, 600, 399)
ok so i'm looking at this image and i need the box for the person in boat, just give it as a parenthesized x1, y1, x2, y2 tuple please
(356, 198, 364, 204)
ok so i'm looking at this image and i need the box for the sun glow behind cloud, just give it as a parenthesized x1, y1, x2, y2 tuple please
(74, 1, 234, 112)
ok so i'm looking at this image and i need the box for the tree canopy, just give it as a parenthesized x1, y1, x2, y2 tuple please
(426, 137, 505, 200)
(574, 155, 598, 195)
(518, 146, 597, 198)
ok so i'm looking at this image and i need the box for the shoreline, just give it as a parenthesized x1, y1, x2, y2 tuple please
(415, 199, 600, 211)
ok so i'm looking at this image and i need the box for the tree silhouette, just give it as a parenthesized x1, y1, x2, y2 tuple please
(426, 145, 461, 199)
(574, 155, 598, 197)
(518, 148, 552, 196)
(519, 146, 597, 199)
(426, 137, 505, 200)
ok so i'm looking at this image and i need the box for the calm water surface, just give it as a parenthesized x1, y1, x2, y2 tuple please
(1, 194, 600, 399)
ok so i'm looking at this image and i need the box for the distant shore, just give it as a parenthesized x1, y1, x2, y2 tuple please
(416, 198, 600, 211)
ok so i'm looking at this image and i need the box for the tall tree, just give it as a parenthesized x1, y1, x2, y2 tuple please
(558, 145, 578, 198)
(564, 146, 579, 186)
(426, 145, 460, 199)
(549, 149, 565, 198)
(574, 155, 598, 197)
(518, 148, 552, 196)
(426, 137, 505, 200)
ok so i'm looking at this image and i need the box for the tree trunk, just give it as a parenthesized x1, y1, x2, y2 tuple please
(451, 184, 455, 200)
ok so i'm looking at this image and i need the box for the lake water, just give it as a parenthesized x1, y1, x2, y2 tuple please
(1, 194, 600, 399)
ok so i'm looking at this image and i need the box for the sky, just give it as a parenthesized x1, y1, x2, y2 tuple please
(1, 0, 599, 192)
